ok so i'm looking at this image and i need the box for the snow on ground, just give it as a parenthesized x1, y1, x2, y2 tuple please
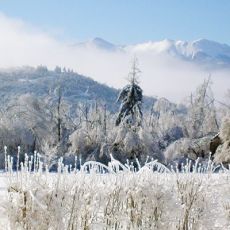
(1, 157, 230, 229)
(2, 169, 230, 230)
(0, 173, 9, 230)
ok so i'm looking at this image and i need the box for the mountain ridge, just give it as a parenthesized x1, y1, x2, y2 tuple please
(76, 38, 230, 68)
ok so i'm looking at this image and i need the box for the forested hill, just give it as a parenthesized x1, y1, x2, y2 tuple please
(0, 66, 155, 112)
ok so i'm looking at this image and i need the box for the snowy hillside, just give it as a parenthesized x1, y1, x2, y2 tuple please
(0, 66, 120, 112)
(0, 66, 154, 112)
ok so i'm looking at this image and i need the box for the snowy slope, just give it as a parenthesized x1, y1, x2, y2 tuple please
(0, 67, 119, 111)
(0, 67, 155, 112)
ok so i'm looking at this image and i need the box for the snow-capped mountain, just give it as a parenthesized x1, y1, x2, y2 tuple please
(77, 38, 230, 67)
(74, 37, 118, 51)
(127, 39, 230, 66)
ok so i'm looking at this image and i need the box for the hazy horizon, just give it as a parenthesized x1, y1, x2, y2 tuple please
(0, 1, 230, 103)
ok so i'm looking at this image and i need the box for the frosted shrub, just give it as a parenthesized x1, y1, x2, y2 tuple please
(223, 202, 230, 228)
(122, 176, 172, 229)
(176, 176, 205, 230)
(214, 116, 230, 164)
(164, 135, 213, 165)
(220, 175, 230, 228)
(164, 138, 192, 163)
(220, 116, 230, 142)
(113, 124, 153, 163)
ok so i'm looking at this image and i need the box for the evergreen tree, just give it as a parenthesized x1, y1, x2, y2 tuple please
(112, 59, 149, 163)
(116, 59, 143, 126)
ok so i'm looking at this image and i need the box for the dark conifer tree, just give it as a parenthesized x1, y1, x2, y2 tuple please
(116, 59, 143, 126)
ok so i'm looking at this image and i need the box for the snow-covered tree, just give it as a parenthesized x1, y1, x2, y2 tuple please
(184, 79, 218, 138)
(148, 98, 184, 150)
(219, 89, 230, 118)
(116, 59, 143, 126)
(69, 102, 113, 163)
(161, 80, 220, 165)
(112, 59, 152, 163)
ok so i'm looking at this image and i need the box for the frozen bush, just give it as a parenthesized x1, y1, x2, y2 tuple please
(214, 116, 230, 164)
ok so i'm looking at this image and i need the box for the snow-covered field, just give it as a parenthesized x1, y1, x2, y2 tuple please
(0, 173, 9, 229)
(1, 158, 230, 230)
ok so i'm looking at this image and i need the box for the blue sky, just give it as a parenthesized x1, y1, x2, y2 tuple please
(0, 0, 230, 102)
(0, 0, 230, 44)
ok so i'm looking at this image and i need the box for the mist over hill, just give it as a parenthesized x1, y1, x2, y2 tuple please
(0, 66, 155, 112)
(0, 12, 230, 102)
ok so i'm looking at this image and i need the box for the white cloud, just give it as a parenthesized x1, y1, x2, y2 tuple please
(0, 12, 229, 103)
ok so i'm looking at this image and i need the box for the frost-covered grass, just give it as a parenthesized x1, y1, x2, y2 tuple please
(3, 154, 230, 230)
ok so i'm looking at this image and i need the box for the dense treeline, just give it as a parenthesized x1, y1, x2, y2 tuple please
(0, 65, 229, 169)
